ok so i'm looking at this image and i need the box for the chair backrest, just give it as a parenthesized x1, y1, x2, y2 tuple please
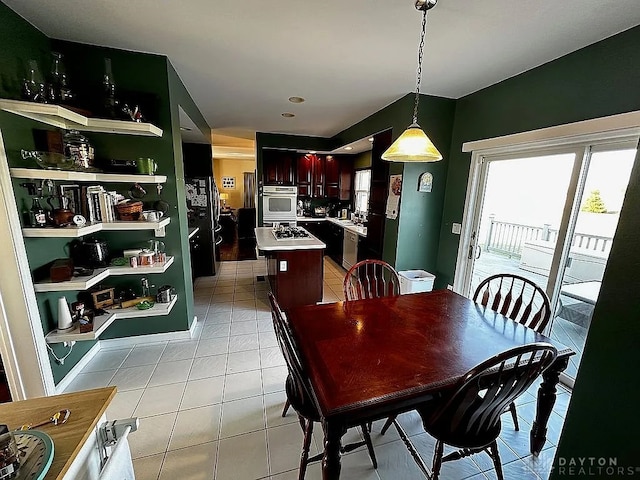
(343, 259, 401, 301)
(472, 274, 552, 333)
(268, 293, 315, 406)
(427, 343, 557, 442)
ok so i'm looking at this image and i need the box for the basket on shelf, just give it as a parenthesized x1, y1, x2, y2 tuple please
(115, 200, 143, 221)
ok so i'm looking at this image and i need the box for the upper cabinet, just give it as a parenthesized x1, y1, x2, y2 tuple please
(325, 155, 352, 201)
(263, 149, 295, 186)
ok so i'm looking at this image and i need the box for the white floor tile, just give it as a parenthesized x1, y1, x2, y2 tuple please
(122, 344, 167, 368)
(223, 370, 263, 402)
(132, 453, 164, 480)
(65, 370, 115, 393)
(199, 322, 231, 339)
(169, 404, 221, 451)
(158, 340, 198, 363)
(106, 388, 144, 420)
(148, 359, 192, 387)
(159, 442, 217, 480)
(82, 348, 131, 372)
(228, 333, 259, 353)
(267, 422, 317, 476)
(264, 391, 298, 429)
(258, 331, 278, 349)
(109, 365, 155, 391)
(128, 412, 177, 459)
(220, 395, 265, 438)
(134, 382, 186, 417)
(181, 376, 225, 410)
(262, 365, 287, 394)
(216, 430, 269, 480)
(195, 337, 229, 357)
(189, 354, 227, 380)
(260, 346, 286, 369)
(227, 349, 261, 374)
(231, 309, 257, 322)
(230, 320, 258, 336)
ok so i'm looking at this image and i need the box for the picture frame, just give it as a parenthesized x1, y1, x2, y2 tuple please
(59, 184, 81, 214)
(222, 176, 235, 189)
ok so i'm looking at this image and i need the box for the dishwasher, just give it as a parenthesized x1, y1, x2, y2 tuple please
(342, 229, 358, 270)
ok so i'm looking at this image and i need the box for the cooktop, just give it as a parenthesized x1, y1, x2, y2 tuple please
(272, 226, 311, 240)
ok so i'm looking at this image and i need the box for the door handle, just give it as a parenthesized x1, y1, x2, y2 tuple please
(475, 245, 482, 260)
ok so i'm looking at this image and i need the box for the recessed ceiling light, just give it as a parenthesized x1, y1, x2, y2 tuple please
(368, 137, 374, 142)
(180, 126, 192, 131)
(288, 96, 305, 104)
(281, 112, 295, 118)
(344, 146, 353, 151)
(309, 151, 317, 154)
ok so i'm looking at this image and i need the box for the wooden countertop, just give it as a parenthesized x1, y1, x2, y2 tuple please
(255, 227, 326, 251)
(0, 387, 116, 480)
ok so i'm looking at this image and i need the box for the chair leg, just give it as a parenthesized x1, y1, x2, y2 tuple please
(432, 440, 444, 480)
(380, 415, 397, 435)
(487, 440, 504, 480)
(360, 423, 378, 469)
(298, 419, 314, 480)
(282, 399, 291, 417)
(297, 414, 306, 432)
(509, 401, 519, 431)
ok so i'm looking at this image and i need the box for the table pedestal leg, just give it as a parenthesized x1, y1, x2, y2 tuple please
(531, 356, 569, 455)
(322, 421, 346, 480)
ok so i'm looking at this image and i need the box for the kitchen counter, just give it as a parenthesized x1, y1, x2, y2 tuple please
(297, 216, 367, 237)
(0, 386, 116, 480)
(255, 227, 324, 310)
(255, 227, 326, 251)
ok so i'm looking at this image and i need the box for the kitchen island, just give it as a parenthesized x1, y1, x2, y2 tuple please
(255, 227, 326, 310)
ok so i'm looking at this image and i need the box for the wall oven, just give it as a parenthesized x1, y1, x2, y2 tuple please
(262, 185, 297, 223)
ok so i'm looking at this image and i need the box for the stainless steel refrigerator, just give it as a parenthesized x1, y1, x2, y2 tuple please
(185, 176, 222, 278)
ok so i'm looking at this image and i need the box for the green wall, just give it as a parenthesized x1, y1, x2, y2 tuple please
(436, 26, 640, 473)
(0, 2, 208, 383)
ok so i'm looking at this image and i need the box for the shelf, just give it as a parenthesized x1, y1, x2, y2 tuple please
(0, 99, 163, 137)
(10, 167, 167, 183)
(45, 295, 178, 343)
(33, 257, 174, 292)
(23, 217, 170, 238)
(22, 223, 103, 238)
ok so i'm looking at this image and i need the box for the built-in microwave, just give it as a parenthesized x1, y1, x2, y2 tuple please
(262, 185, 297, 223)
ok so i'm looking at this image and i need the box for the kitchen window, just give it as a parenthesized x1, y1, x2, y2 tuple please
(354, 169, 371, 214)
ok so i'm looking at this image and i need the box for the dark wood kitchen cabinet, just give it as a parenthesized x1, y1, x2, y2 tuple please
(263, 149, 295, 186)
(325, 155, 353, 200)
(297, 154, 324, 198)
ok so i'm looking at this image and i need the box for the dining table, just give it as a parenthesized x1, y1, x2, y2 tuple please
(286, 289, 574, 480)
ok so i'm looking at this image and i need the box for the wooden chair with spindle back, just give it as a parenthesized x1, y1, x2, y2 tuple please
(268, 293, 378, 479)
(393, 344, 558, 480)
(343, 259, 401, 301)
(472, 273, 552, 430)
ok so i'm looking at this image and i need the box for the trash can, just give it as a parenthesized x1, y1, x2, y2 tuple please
(398, 270, 436, 294)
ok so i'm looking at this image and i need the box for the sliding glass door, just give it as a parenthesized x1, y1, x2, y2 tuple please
(458, 139, 637, 383)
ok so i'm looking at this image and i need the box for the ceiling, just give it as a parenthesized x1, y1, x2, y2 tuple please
(7, 0, 640, 143)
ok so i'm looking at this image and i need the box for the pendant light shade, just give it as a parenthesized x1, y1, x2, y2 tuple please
(382, 0, 442, 163)
(381, 123, 442, 162)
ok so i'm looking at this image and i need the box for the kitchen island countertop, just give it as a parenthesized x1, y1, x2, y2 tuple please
(255, 227, 326, 251)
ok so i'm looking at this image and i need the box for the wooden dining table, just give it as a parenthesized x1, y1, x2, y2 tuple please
(286, 289, 574, 480)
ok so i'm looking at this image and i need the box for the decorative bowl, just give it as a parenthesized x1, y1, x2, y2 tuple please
(21, 149, 76, 171)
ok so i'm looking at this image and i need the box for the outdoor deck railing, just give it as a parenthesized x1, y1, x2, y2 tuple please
(484, 216, 613, 258)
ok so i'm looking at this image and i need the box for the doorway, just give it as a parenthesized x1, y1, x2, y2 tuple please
(457, 138, 637, 383)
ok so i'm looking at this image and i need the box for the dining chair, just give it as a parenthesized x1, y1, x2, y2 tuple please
(343, 259, 401, 301)
(268, 293, 378, 479)
(392, 343, 557, 480)
(472, 273, 552, 430)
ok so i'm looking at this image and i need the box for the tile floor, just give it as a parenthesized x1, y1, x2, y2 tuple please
(64, 257, 571, 480)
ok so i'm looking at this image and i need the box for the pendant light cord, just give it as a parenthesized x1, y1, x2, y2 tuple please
(412, 8, 428, 125)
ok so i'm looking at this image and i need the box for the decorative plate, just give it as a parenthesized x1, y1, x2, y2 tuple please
(13, 430, 54, 480)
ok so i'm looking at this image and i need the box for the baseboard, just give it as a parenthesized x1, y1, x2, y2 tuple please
(54, 342, 101, 395)
(98, 316, 199, 350)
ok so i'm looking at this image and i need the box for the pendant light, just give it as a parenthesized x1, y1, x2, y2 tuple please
(382, 0, 442, 162)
